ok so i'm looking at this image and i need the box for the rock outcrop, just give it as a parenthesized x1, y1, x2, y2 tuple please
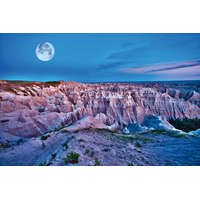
(142, 115, 178, 131)
(0, 80, 200, 138)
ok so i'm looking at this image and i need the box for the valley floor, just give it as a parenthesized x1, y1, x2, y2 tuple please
(0, 129, 200, 166)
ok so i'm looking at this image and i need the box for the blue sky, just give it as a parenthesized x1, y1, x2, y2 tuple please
(1, 33, 200, 82)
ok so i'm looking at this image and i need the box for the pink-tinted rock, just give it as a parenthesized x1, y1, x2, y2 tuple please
(0, 80, 200, 138)
(64, 116, 108, 132)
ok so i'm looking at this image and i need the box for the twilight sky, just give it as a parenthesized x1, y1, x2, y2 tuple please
(1, 33, 200, 82)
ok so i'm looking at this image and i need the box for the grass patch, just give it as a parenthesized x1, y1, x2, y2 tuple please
(135, 142, 142, 148)
(95, 128, 118, 134)
(78, 139, 85, 143)
(64, 152, 80, 164)
(85, 149, 89, 154)
(94, 158, 101, 166)
(128, 162, 134, 166)
(62, 142, 69, 150)
(111, 133, 152, 143)
(62, 136, 74, 150)
(39, 160, 47, 166)
(0, 143, 11, 149)
(62, 129, 70, 133)
(146, 129, 188, 138)
(90, 151, 95, 157)
(141, 157, 145, 161)
(102, 148, 110, 152)
(51, 153, 56, 159)
(173, 133, 188, 138)
(147, 129, 167, 134)
(41, 135, 50, 140)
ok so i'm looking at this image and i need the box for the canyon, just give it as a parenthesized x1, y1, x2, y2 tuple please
(0, 80, 200, 166)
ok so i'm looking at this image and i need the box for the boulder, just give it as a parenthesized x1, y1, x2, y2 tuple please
(142, 115, 177, 131)
(126, 122, 149, 134)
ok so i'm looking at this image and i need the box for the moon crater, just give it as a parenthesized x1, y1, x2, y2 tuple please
(36, 42, 55, 61)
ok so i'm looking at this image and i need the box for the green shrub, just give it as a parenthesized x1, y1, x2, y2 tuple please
(62, 142, 69, 150)
(94, 158, 101, 166)
(78, 139, 85, 143)
(111, 132, 152, 143)
(128, 162, 134, 166)
(65, 152, 80, 164)
(135, 142, 142, 148)
(62, 129, 69, 133)
(103, 148, 110, 152)
(169, 118, 200, 132)
(41, 135, 50, 140)
(85, 149, 89, 154)
(90, 151, 95, 157)
(51, 153, 56, 159)
(0, 143, 11, 149)
(39, 160, 47, 166)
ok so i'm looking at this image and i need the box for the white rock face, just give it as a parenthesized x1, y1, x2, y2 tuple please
(142, 115, 177, 131)
(63, 116, 109, 132)
(187, 129, 200, 136)
(126, 122, 150, 134)
(123, 127, 130, 134)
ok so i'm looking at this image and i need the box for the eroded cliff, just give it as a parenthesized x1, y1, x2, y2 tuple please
(0, 80, 200, 138)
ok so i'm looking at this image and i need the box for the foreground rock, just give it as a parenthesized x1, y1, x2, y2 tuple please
(1, 128, 200, 166)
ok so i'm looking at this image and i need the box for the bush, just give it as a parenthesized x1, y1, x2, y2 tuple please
(135, 142, 142, 148)
(62, 141, 69, 150)
(78, 139, 85, 143)
(65, 152, 80, 164)
(94, 158, 101, 166)
(103, 148, 110, 152)
(169, 118, 200, 132)
(62, 129, 69, 133)
(39, 160, 47, 166)
(85, 149, 89, 154)
(51, 153, 56, 159)
(128, 162, 134, 166)
(0, 143, 11, 149)
(41, 135, 50, 140)
(90, 151, 95, 157)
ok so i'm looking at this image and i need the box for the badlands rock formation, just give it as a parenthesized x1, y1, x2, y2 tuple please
(0, 80, 200, 138)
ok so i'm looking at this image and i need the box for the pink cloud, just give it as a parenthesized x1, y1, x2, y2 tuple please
(118, 60, 200, 77)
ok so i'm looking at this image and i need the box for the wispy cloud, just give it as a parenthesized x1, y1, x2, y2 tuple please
(107, 41, 149, 60)
(147, 60, 200, 73)
(118, 59, 200, 77)
(98, 41, 149, 70)
(100, 37, 200, 74)
(98, 61, 133, 70)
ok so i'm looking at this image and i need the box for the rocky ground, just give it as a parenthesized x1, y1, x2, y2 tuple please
(0, 127, 200, 166)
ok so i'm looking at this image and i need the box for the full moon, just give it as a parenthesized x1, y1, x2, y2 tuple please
(35, 42, 55, 61)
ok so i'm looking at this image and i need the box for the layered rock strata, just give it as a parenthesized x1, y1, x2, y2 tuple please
(0, 81, 200, 137)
